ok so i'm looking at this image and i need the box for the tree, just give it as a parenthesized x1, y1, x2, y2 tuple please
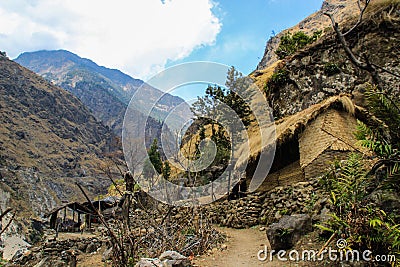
(191, 66, 254, 128)
(224, 66, 254, 127)
(143, 138, 163, 177)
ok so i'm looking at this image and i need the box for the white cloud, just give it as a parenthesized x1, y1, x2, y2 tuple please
(0, 0, 221, 79)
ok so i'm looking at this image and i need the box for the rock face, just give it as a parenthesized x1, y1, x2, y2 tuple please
(0, 56, 114, 216)
(15, 50, 184, 136)
(256, 0, 361, 71)
(266, 214, 312, 251)
(255, 2, 400, 119)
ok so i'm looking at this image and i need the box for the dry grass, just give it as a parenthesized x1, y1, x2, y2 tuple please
(243, 95, 358, 162)
(250, 60, 282, 90)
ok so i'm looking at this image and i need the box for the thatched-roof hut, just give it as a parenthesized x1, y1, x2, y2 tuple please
(253, 94, 370, 191)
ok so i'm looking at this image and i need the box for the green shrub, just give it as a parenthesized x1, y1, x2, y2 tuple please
(276, 30, 322, 59)
(324, 62, 341, 76)
(265, 68, 289, 93)
(317, 85, 400, 263)
(318, 154, 400, 260)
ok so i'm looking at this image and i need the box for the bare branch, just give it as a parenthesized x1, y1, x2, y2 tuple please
(324, 10, 383, 89)
(370, 62, 400, 79)
(343, 0, 371, 36)
(0, 209, 16, 236)
(324, 12, 369, 70)
(0, 207, 12, 221)
(76, 183, 126, 265)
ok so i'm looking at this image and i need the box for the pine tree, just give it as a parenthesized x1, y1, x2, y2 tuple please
(224, 66, 254, 127)
(143, 139, 163, 177)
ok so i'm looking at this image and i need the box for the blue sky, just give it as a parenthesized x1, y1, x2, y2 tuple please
(0, 0, 323, 81)
(168, 0, 324, 76)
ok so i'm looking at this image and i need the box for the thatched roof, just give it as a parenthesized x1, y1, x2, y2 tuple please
(274, 94, 356, 146)
(245, 94, 376, 166)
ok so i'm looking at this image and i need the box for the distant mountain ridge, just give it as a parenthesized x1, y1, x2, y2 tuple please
(15, 50, 184, 135)
(15, 50, 142, 104)
(0, 55, 114, 216)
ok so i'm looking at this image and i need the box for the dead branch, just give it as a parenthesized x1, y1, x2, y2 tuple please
(317, 232, 337, 256)
(324, 8, 383, 89)
(76, 183, 127, 266)
(0, 207, 12, 221)
(99, 162, 124, 197)
(0, 208, 16, 236)
(343, 0, 371, 36)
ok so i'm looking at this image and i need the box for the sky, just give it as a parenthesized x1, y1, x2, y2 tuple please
(0, 0, 323, 81)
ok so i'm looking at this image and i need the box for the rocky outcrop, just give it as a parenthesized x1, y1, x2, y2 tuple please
(266, 214, 312, 251)
(256, 0, 360, 71)
(256, 2, 400, 119)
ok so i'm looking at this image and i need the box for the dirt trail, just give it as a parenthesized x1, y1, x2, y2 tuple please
(193, 227, 284, 267)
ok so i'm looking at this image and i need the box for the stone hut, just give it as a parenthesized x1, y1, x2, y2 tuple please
(299, 107, 359, 179)
(252, 94, 370, 192)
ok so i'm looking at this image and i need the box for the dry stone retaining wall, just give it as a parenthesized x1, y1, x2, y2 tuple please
(206, 179, 323, 228)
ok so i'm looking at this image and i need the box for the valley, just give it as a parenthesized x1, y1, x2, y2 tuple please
(1, 0, 400, 266)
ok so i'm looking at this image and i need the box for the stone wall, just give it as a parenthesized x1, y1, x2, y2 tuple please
(206, 178, 324, 228)
(303, 150, 348, 180)
(12, 237, 103, 266)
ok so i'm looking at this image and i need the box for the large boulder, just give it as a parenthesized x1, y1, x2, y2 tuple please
(267, 214, 312, 251)
(135, 258, 162, 267)
(159, 251, 190, 267)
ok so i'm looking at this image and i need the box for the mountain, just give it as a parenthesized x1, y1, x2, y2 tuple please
(0, 54, 115, 217)
(256, 0, 360, 71)
(15, 50, 184, 135)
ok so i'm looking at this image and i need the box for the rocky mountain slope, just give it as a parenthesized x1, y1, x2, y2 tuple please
(256, 0, 361, 71)
(0, 55, 114, 217)
(15, 50, 183, 135)
(253, 0, 400, 119)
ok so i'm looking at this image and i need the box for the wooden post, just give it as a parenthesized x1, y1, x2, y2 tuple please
(122, 172, 134, 225)
(50, 211, 58, 229)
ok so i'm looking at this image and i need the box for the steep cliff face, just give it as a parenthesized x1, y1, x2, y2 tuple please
(253, 1, 400, 119)
(0, 56, 113, 216)
(256, 0, 360, 71)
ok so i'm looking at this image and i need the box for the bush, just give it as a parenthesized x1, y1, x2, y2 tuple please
(318, 154, 400, 261)
(317, 85, 400, 264)
(276, 30, 322, 59)
(324, 62, 341, 76)
(265, 68, 289, 93)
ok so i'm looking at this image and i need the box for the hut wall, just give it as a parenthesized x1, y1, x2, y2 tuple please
(303, 149, 349, 180)
(299, 109, 359, 179)
(257, 160, 304, 192)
